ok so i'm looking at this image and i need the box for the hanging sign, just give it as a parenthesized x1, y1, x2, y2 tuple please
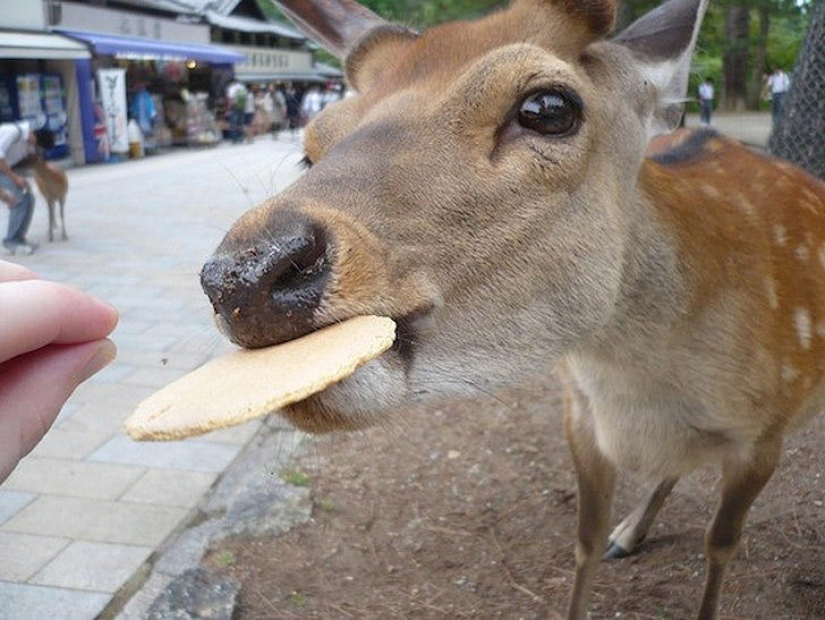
(97, 68, 128, 154)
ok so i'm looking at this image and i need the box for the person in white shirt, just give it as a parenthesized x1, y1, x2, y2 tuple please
(765, 67, 791, 125)
(697, 77, 714, 126)
(226, 80, 248, 144)
(301, 86, 324, 122)
(0, 122, 54, 254)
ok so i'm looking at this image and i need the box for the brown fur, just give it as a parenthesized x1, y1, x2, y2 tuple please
(32, 156, 68, 242)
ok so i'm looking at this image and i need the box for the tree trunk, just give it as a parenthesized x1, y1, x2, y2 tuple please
(748, 5, 770, 109)
(768, 0, 824, 178)
(722, 4, 750, 111)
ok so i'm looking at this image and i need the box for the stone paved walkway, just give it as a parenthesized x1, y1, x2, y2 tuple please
(0, 134, 306, 620)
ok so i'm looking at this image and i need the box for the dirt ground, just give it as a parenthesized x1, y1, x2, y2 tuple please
(204, 377, 824, 619)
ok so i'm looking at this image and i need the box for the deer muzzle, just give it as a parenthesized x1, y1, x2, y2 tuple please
(200, 210, 331, 349)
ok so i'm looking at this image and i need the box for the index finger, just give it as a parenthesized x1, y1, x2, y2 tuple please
(0, 280, 119, 365)
(0, 260, 38, 283)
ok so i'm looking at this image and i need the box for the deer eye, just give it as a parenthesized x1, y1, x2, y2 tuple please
(517, 89, 581, 136)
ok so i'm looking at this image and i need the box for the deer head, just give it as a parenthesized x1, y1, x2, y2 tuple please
(200, 0, 708, 432)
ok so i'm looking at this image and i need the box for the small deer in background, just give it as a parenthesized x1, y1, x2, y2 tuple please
(200, 0, 825, 617)
(32, 155, 68, 242)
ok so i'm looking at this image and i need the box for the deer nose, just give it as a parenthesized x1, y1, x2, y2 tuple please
(200, 216, 330, 348)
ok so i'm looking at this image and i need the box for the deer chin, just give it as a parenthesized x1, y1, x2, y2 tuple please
(279, 352, 409, 433)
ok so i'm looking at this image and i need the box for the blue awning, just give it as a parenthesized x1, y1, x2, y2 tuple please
(54, 29, 245, 64)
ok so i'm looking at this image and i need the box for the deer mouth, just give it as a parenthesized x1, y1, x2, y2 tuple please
(206, 304, 433, 434)
(275, 309, 433, 434)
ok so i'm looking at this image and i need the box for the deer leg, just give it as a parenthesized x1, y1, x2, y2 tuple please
(564, 393, 616, 620)
(59, 198, 67, 240)
(47, 201, 55, 242)
(697, 436, 781, 620)
(604, 476, 679, 559)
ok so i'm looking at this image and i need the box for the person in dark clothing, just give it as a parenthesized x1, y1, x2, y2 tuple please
(283, 85, 301, 136)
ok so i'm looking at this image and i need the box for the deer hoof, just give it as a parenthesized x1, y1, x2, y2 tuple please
(604, 540, 633, 560)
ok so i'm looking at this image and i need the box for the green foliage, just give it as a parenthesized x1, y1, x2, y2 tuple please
(766, 11, 808, 71)
(257, 0, 810, 110)
(280, 469, 311, 487)
(215, 550, 236, 567)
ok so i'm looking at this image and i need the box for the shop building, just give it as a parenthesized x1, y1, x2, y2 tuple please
(1, 0, 339, 165)
(1, 0, 91, 163)
(51, 0, 245, 161)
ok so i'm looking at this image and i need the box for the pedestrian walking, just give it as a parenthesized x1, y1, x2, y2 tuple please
(226, 79, 248, 144)
(283, 85, 301, 136)
(697, 77, 714, 126)
(0, 122, 55, 254)
(764, 67, 791, 125)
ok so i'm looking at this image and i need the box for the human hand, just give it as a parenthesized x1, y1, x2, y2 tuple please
(0, 261, 119, 482)
(12, 174, 28, 191)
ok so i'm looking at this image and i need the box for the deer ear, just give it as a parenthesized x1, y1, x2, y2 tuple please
(345, 25, 418, 93)
(274, 0, 388, 58)
(613, 0, 709, 137)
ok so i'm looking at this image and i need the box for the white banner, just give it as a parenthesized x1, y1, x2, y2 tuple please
(97, 68, 128, 154)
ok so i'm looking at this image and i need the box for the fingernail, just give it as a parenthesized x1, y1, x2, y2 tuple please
(78, 340, 118, 383)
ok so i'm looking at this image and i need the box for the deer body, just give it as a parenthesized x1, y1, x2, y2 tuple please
(32, 156, 68, 241)
(570, 137, 824, 476)
(200, 0, 825, 617)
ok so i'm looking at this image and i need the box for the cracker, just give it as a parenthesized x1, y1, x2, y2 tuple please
(124, 316, 396, 441)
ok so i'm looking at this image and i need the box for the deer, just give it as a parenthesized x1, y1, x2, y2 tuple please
(32, 154, 68, 242)
(198, 0, 825, 617)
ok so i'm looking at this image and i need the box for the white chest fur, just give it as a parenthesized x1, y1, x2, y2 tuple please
(566, 356, 741, 477)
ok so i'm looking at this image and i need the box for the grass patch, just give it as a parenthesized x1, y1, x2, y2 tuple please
(281, 469, 311, 487)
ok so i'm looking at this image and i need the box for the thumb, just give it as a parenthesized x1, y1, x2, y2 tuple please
(0, 339, 116, 482)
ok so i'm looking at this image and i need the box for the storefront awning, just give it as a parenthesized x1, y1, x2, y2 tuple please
(236, 72, 340, 83)
(0, 31, 91, 60)
(54, 29, 245, 64)
(236, 64, 343, 84)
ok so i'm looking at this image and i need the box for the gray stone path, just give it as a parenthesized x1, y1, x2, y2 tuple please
(0, 134, 306, 620)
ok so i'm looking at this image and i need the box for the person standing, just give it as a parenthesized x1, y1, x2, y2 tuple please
(765, 67, 791, 125)
(0, 122, 54, 255)
(283, 85, 301, 136)
(225, 79, 248, 144)
(697, 77, 714, 126)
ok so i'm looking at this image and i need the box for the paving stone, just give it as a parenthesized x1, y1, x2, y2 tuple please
(57, 403, 135, 435)
(90, 436, 240, 473)
(92, 362, 140, 384)
(198, 419, 262, 446)
(120, 469, 218, 507)
(2, 496, 189, 546)
(0, 490, 35, 525)
(30, 540, 152, 593)
(3, 457, 144, 500)
(142, 322, 215, 338)
(0, 582, 110, 620)
(0, 532, 69, 581)
(65, 381, 155, 412)
(114, 348, 210, 371)
(53, 400, 83, 425)
(106, 331, 180, 353)
(29, 429, 112, 460)
(119, 366, 188, 388)
(111, 317, 156, 335)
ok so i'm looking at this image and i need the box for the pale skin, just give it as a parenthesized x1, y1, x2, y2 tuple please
(0, 260, 119, 482)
